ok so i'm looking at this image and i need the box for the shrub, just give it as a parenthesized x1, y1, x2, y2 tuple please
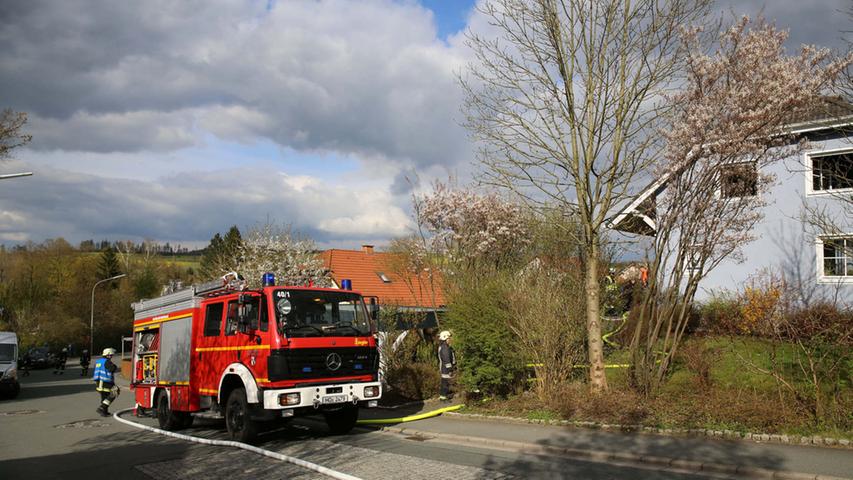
(678, 341, 719, 389)
(740, 285, 781, 335)
(384, 362, 440, 400)
(697, 292, 743, 335)
(445, 273, 526, 397)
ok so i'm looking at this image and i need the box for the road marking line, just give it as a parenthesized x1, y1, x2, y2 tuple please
(112, 408, 362, 480)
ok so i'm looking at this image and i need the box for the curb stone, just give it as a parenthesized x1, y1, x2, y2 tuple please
(443, 412, 853, 450)
(370, 424, 851, 480)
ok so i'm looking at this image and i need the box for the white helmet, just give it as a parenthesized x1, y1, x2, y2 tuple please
(439, 330, 452, 341)
(102, 348, 116, 356)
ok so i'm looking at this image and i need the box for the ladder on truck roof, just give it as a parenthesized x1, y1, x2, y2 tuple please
(131, 273, 246, 321)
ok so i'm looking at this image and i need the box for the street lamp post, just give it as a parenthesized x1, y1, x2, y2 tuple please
(90, 274, 126, 354)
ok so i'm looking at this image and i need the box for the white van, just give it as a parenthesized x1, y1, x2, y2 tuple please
(0, 331, 20, 398)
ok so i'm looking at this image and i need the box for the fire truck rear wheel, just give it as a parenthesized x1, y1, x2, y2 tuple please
(180, 413, 194, 429)
(225, 388, 258, 443)
(156, 392, 181, 431)
(323, 405, 359, 435)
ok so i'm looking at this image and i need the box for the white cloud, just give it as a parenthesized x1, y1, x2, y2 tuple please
(0, 0, 846, 248)
(0, 0, 470, 168)
(0, 159, 412, 246)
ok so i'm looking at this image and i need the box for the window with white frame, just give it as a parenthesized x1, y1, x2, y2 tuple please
(810, 151, 853, 193)
(719, 162, 758, 198)
(819, 236, 853, 280)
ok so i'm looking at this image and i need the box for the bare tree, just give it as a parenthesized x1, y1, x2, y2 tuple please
(629, 19, 850, 394)
(462, 0, 712, 391)
(0, 109, 31, 161)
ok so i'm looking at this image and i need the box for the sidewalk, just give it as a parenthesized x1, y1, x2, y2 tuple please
(360, 400, 853, 479)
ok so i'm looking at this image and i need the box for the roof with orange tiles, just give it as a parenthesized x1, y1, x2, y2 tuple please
(320, 246, 446, 308)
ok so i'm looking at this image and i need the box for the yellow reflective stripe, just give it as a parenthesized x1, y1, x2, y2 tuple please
(158, 381, 190, 386)
(199, 388, 218, 395)
(255, 378, 269, 383)
(134, 313, 192, 330)
(195, 345, 271, 352)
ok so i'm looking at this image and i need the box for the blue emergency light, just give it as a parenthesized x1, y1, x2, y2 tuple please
(341, 279, 352, 290)
(262, 272, 276, 287)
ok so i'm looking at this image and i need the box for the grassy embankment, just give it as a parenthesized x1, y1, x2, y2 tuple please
(464, 336, 852, 439)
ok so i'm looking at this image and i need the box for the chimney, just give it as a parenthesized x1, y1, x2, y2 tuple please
(362, 244, 374, 254)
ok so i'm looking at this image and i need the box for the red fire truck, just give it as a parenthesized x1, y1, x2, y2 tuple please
(130, 272, 381, 442)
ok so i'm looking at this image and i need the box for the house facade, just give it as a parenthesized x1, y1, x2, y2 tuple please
(611, 102, 853, 305)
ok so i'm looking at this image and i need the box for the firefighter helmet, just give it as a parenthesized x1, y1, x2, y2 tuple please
(102, 347, 117, 356)
(439, 330, 452, 341)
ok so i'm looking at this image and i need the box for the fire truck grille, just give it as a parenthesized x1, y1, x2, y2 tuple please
(267, 347, 379, 381)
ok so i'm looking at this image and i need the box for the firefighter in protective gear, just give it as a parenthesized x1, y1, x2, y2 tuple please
(53, 347, 68, 374)
(437, 330, 456, 401)
(93, 348, 120, 417)
(80, 349, 91, 376)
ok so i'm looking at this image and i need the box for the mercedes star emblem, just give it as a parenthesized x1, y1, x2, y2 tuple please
(326, 353, 342, 371)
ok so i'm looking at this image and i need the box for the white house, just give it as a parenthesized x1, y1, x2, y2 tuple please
(610, 98, 853, 305)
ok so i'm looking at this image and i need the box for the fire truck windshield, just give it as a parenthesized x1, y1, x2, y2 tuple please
(273, 289, 370, 338)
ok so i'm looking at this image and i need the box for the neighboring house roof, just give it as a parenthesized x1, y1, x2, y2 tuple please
(607, 97, 853, 235)
(320, 245, 445, 309)
(785, 96, 853, 131)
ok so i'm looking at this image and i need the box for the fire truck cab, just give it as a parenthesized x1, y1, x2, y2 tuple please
(130, 273, 381, 442)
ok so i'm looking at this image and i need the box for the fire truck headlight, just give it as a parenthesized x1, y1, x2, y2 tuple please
(363, 386, 379, 398)
(279, 393, 301, 406)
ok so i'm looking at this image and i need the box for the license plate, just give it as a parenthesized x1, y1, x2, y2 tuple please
(322, 394, 348, 404)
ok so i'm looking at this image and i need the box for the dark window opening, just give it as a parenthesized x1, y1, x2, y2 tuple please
(203, 303, 224, 337)
(720, 163, 758, 198)
(812, 152, 853, 192)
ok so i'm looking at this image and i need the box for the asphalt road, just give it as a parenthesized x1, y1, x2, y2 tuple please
(0, 361, 830, 480)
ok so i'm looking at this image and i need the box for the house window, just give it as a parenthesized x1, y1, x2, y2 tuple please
(719, 162, 758, 198)
(819, 236, 853, 280)
(376, 272, 391, 283)
(811, 151, 853, 192)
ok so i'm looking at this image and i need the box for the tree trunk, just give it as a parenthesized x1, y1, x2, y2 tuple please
(585, 242, 608, 392)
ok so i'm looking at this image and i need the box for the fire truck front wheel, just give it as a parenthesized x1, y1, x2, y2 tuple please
(323, 405, 359, 435)
(156, 392, 182, 431)
(225, 388, 258, 443)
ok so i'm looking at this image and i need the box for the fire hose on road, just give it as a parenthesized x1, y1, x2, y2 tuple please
(112, 408, 363, 480)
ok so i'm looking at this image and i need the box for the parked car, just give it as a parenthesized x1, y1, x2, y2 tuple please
(26, 347, 53, 369)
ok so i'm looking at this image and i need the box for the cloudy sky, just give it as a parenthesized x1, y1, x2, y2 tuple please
(0, 0, 849, 249)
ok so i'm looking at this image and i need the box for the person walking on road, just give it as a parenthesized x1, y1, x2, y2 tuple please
(438, 330, 457, 401)
(93, 348, 120, 417)
(20, 350, 30, 377)
(53, 347, 68, 374)
(80, 349, 91, 376)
